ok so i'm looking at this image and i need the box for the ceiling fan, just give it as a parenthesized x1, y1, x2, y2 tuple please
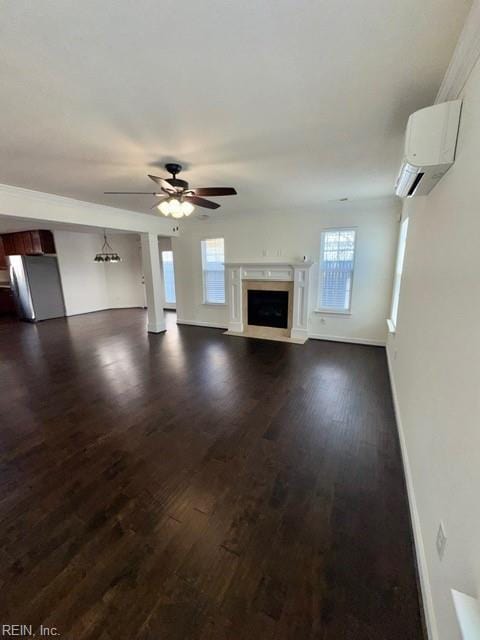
(104, 163, 237, 218)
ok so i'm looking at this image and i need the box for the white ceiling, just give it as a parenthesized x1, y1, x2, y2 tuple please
(0, 0, 471, 219)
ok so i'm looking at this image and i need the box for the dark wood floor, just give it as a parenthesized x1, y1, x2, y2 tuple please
(0, 309, 423, 639)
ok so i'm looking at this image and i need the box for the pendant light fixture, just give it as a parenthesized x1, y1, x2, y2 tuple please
(94, 231, 121, 263)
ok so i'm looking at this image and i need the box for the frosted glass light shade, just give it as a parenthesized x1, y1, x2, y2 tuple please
(159, 200, 170, 215)
(157, 198, 195, 218)
(167, 199, 180, 216)
(182, 201, 194, 216)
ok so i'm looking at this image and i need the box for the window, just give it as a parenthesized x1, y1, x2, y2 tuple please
(389, 217, 409, 329)
(201, 238, 225, 304)
(317, 228, 356, 313)
(161, 250, 176, 304)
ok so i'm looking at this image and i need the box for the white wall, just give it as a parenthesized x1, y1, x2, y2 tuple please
(159, 237, 172, 253)
(387, 55, 480, 640)
(104, 234, 144, 309)
(55, 230, 109, 315)
(54, 230, 144, 316)
(172, 198, 399, 344)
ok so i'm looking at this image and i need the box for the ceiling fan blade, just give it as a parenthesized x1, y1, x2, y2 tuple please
(104, 191, 159, 195)
(150, 197, 168, 209)
(148, 174, 176, 193)
(184, 195, 220, 210)
(191, 187, 237, 197)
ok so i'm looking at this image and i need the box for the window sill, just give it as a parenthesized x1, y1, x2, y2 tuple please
(203, 302, 227, 307)
(314, 309, 352, 316)
(386, 319, 396, 334)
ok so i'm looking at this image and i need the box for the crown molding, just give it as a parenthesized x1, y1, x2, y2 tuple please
(436, 1, 480, 102)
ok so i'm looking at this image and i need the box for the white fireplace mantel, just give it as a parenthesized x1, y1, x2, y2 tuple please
(225, 261, 313, 341)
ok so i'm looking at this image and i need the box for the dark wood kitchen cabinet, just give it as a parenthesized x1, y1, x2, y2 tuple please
(0, 287, 15, 315)
(1, 234, 17, 256)
(0, 230, 56, 256)
(0, 238, 7, 270)
(37, 230, 56, 254)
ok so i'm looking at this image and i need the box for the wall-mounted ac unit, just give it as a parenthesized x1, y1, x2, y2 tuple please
(395, 100, 462, 198)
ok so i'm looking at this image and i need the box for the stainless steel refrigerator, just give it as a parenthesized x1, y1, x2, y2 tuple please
(8, 255, 66, 321)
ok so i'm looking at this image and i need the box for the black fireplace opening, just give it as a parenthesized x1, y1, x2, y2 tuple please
(247, 289, 289, 329)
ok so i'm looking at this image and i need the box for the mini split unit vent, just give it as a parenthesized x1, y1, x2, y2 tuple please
(395, 100, 462, 198)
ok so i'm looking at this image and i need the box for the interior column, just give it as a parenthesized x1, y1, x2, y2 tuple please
(141, 232, 166, 333)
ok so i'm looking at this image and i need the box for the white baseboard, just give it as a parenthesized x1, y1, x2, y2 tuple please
(147, 321, 166, 333)
(228, 321, 244, 333)
(386, 347, 437, 640)
(65, 305, 143, 317)
(308, 332, 386, 347)
(291, 328, 309, 341)
(176, 318, 228, 330)
(109, 305, 145, 311)
(174, 324, 386, 345)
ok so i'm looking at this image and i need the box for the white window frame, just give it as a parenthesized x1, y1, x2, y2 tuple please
(388, 217, 409, 332)
(201, 237, 226, 305)
(316, 227, 357, 315)
(161, 250, 176, 306)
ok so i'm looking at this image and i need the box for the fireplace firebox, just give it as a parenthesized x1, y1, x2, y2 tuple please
(247, 289, 289, 329)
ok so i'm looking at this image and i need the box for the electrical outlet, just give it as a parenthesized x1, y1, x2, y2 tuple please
(436, 522, 447, 560)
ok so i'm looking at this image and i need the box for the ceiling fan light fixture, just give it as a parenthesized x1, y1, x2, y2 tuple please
(168, 198, 181, 216)
(182, 201, 194, 216)
(158, 200, 171, 215)
(105, 164, 237, 215)
(157, 197, 195, 218)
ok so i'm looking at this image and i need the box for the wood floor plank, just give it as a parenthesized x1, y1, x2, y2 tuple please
(0, 310, 424, 639)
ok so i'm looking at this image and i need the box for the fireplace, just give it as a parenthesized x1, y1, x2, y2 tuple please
(225, 261, 313, 343)
(241, 279, 293, 339)
(247, 289, 289, 329)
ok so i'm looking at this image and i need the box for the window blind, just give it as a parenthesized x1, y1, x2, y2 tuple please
(318, 229, 356, 312)
(161, 250, 176, 304)
(201, 238, 225, 304)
